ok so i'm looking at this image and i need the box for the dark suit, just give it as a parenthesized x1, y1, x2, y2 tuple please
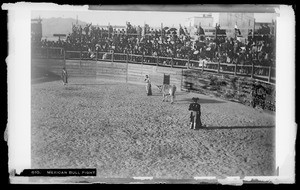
(188, 102, 202, 129)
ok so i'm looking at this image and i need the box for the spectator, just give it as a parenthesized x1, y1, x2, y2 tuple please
(32, 21, 275, 69)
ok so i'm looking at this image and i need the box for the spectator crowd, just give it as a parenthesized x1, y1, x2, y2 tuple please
(32, 21, 276, 67)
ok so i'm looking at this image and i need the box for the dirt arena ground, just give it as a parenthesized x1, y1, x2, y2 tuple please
(31, 77, 276, 179)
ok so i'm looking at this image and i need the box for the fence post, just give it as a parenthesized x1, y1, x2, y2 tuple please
(156, 56, 159, 66)
(63, 48, 66, 67)
(251, 61, 254, 78)
(268, 65, 272, 82)
(79, 50, 82, 74)
(217, 61, 220, 74)
(201, 59, 204, 72)
(187, 57, 190, 69)
(126, 52, 128, 63)
(141, 54, 144, 65)
(234, 62, 237, 76)
(171, 57, 174, 68)
(126, 60, 129, 83)
(96, 49, 99, 61)
(112, 51, 114, 62)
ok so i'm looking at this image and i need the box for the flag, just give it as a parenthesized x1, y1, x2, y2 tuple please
(199, 26, 205, 35)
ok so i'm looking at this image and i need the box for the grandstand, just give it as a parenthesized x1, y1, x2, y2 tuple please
(31, 19, 276, 84)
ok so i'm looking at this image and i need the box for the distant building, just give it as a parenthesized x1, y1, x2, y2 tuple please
(185, 13, 255, 39)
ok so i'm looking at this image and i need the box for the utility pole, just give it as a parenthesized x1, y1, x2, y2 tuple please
(125, 21, 128, 35)
(161, 23, 163, 40)
(252, 18, 255, 39)
(234, 22, 237, 40)
(108, 22, 110, 38)
(215, 23, 218, 40)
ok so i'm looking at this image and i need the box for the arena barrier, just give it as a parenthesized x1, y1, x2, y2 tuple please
(32, 47, 276, 84)
(31, 47, 276, 111)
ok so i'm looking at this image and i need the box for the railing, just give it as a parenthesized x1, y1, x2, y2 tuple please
(32, 47, 276, 84)
(32, 47, 65, 59)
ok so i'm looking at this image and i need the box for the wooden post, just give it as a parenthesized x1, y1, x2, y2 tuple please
(79, 49, 82, 74)
(125, 21, 128, 35)
(252, 18, 255, 39)
(215, 23, 218, 40)
(63, 48, 66, 67)
(268, 65, 272, 82)
(171, 57, 174, 68)
(108, 23, 110, 38)
(95, 49, 98, 76)
(142, 24, 145, 37)
(187, 57, 190, 69)
(234, 61, 237, 75)
(201, 59, 204, 72)
(156, 56, 159, 66)
(80, 50, 82, 62)
(95, 49, 98, 61)
(251, 61, 254, 78)
(112, 51, 114, 62)
(161, 23, 163, 40)
(126, 61, 128, 83)
(126, 52, 128, 63)
(217, 61, 220, 73)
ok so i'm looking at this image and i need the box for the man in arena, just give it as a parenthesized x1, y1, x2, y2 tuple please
(61, 67, 68, 85)
(144, 75, 152, 96)
(188, 97, 202, 130)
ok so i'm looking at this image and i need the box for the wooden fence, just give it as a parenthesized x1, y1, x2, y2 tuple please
(32, 47, 275, 84)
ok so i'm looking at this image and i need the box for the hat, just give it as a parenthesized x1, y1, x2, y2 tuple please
(192, 97, 199, 101)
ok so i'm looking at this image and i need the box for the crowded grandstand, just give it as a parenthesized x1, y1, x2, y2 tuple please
(31, 20, 276, 76)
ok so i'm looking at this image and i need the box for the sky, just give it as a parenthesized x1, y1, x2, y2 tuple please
(31, 10, 277, 27)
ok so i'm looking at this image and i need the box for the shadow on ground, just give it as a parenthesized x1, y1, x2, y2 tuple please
(69, 83, 119, 86)
(176, 98, 226, 104)
(194, 125, 275, 130)
(31, 67, 61, 84)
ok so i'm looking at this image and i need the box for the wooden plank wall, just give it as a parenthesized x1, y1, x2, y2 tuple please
(127, 64, 183, 89)
(32, 58, 65, 76)
(32, 59, 183, 90)
(66, 60, 96, 78)
(95, 61, 127, 82)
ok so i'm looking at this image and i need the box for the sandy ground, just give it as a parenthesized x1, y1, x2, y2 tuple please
(31, 77, 276, 179)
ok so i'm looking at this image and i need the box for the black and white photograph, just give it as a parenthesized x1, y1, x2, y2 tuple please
(4, 3, 295, 184)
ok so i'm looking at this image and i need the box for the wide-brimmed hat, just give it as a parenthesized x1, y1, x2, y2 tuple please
(192, 97, 199, 101)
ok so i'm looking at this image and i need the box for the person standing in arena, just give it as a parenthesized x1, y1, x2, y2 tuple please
(188, 97, 202, 129)
(144, 75, 152, 96)
(61, 67, 68, 85)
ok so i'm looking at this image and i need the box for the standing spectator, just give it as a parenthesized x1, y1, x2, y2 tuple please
(188, 97, 202, 130)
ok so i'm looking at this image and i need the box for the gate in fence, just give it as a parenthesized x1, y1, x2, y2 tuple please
(163, 74, 170, 85)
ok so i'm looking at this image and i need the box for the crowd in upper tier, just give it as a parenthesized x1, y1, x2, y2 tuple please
(32, 21, 275, 66)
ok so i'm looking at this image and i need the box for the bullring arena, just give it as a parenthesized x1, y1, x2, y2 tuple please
(31, 56, 276, 179)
